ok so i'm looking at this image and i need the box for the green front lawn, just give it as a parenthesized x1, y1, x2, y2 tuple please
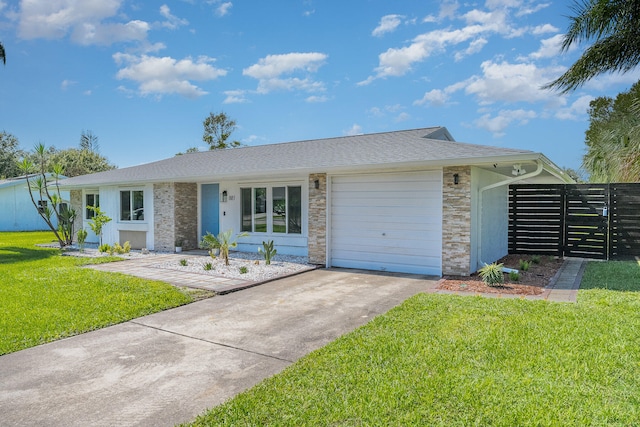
(188, 260, 640, 426)
(0, 231, 193, 355)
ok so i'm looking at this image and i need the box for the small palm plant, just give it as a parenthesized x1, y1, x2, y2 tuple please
(478, 262, 504, 287)
(200, 229, 248, 266)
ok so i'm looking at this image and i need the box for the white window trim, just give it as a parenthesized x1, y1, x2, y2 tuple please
(119, 188, 146, 223)
(240, 182, 305, 235)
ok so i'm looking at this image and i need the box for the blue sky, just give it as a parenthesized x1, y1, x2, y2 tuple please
(1, 1, 639, 172)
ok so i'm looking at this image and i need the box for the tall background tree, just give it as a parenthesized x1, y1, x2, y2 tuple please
(583, 82, 640, 182)
(24, 130, 116, 177)
(0, 41, 5, 65)
(79, 129, 100, 152)
(545, 0, 640, 93)
(0, 131, 24, 178)
(202, 112, 241, 150)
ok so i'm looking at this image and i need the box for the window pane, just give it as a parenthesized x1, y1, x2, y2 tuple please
(95, 194, 100, 208)
(254, 188, 267, 232)
(240, 188, 252, 232)
(272, 187, 286, 233)
(120, 191, 131, 221)
(86, 194, 95, 219)
(288, 186, 302, 234)
(133, 190, 144, 220)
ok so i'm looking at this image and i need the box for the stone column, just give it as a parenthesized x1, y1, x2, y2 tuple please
(308, 173, 327, 265)
(442, 166, 472, 275)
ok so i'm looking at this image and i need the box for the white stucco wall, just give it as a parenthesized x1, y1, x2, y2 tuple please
(94, 184, 155, 249)
(213, 179, 309, 257)
(470, 167, 510, 271)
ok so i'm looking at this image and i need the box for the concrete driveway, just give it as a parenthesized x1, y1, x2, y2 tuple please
(0, 268, 436, 427)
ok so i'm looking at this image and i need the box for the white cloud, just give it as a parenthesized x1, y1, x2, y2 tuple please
(555, 95, 593, 120)
(414, 89, 449, 107)
(529, 34, 565, 59)
(474, 109, 537, 136)
(532, 23, 558, 35)
(223, 89, 249, 104)
(159, 4, 188, 30)
(17, 0, 149, 45)
(216, 2, 232, 17)
(454, 37, 487, 61)
(372, 14, 404, 37)
(464, 60, 566, 105)
(344, 124, 363, 136)
(60, 79, 76, 90)
(244, 52, 327, 79)
(243, 52, 328, 94)
(359, 22, 498, 83)
(395, 112, 411, 122)
(306, 95, 328, 103)
(113, 53, 227, 98)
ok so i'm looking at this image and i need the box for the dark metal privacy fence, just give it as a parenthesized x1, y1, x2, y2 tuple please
(509, 183, 640, 260)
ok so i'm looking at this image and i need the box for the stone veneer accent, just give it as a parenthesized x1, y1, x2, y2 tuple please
(174, 183, 198, 249)
(153, 182, 198, 252)
(308, 173, 327, 265)
(442, 166, 472, 276)
(70, 189, 83, 236)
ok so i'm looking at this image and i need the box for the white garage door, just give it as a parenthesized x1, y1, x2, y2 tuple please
(330, 171, 442, 275)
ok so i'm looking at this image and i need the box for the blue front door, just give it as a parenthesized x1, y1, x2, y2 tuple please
(201, 184, 220, 238)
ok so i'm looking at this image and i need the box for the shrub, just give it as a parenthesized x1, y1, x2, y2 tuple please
(258, 240, 277, 265)
(98, 243, 111, 254)
(519, 259, 530, 271)
(204, 262, 213, 271)
(123, 241, 131, 253)
(478, 263, 504, 286)
(509, 271, 520, 281)
(531, 255, 541, 264)
(239, 266, 248, 274)
(200, 229, 249, 266)
(180, 259, 188, 266)
(76, 229, 88, 252)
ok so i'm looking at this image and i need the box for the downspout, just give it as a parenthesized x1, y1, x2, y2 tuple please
(476, 160, 544, 271)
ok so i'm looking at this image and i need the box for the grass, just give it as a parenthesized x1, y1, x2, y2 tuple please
(0, 231, 193, 355)
(187, 260, 640, 426)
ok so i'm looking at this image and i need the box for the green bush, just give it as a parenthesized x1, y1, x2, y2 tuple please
(98, 243, 111, 254)
(203, 262, 213, 271)
(112, 241, 131, 255)
(239, 266, 248, 274)
(180, 259, 188, 266)
(76, 229, 88, 252)
(509, 271, 520, 281)
(478, 263, 504, 286)
(519, 259, 530, 271)
(531, 255, 541, 264)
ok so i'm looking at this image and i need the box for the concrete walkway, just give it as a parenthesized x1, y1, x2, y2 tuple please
(0, 268, 435, 427)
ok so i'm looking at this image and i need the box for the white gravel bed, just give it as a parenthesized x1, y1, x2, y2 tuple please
(56, 245, 160, 259)
(150, 252, 314, 282)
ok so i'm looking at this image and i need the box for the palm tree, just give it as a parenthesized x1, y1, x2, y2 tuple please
(0, 41, 5, 65)
(544, 0, 640, 93)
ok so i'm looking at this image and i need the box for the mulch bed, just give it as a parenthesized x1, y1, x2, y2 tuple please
(437, 254, 565, 296)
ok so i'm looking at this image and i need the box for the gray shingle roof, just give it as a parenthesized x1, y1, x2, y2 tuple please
(60, 127, 538, 187)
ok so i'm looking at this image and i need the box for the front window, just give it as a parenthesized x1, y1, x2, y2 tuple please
(85, 193, 100, 219)
(120, 190, 144, 221)
(240, 185, 302, 234)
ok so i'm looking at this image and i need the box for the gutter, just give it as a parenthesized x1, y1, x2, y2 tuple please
(475, 159, 544, 271)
